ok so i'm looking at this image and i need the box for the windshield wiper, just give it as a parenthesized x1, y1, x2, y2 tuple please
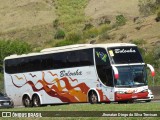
(116, 85, 133, 88)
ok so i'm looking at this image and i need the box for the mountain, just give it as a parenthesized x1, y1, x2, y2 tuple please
(85, 0, 160, 49)
(85, 0, 139, 20)
(0, 0, 159, 49)
(0, 0, 56, 47)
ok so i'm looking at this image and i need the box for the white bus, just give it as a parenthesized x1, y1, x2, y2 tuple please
(3, 43, 155, 107)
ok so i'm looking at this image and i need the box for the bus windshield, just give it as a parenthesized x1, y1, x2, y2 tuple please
(107, 47, 143, 64)
(114, 65, 147, 87)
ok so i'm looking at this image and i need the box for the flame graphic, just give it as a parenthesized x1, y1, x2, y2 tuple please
(11, 71, 90, 102)
(29, 73, 37, 78)
(14, 75, 23, 80)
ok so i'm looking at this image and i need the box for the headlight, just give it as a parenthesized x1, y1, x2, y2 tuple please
(148, 90, 152, 94)
(142, 89, 148, 92)
(116, 91, 125, 94)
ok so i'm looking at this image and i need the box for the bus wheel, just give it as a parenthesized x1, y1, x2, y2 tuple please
(89, 91, 98, 104)
(118, 100, 129, 104)
(23, 95, 32, 107)
(32, 95, 41, 107)
(145, 100, 151, 102)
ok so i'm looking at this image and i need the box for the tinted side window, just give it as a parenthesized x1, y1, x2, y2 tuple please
(5, 48, 94, 74)
(79, 49, 93, 66)
(53, 52, 68, 69)
(5, 59, 19, 74)
(95, 48, 110, 66)
(95, 48, 113, 87)
(67, 51, 78, 67)
(66, 49, 94, 67)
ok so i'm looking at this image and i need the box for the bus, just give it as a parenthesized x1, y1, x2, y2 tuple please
(3, 43, 155, 107)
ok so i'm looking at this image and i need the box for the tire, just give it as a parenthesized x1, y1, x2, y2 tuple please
(145, 100, 151, 102)
(118, 100, 129, 104)
(89, 91, 98, 104)
(32, 95, 41, 107)
(23, 95, 32, 107)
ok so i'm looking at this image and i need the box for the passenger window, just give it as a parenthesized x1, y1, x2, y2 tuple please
(95, 48, 113, 87)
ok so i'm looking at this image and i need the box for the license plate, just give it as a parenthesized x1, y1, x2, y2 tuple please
(3, 103, 9, 106)
(132, 96, 138, 98)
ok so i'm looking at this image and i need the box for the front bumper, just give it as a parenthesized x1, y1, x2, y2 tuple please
(115, 91, 148, 101)
(0, 100, 14, 108)
(135, 94, 154, 101)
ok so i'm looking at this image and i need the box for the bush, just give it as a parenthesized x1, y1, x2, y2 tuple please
(141, 47, 160, 69)
(54, 40, 74, 47)
(98, 16, 111, 25)
(155, 11, 160, 22)
(153, 47, 160, 67)
(138, 0, 157, 16)
(0, 40, 32, 73)
(53, 19, 59, 28)
(83, 23, 94, 30)
(99, 32, 111, 41)
(115, 15, 127, 26)
(98, 24, 111, 34)
(156, 0, 160, 4)
(55, 31, 82, 47)
(119, 34, 127, 41)
(130, 39, 147, 57)
(158, 11, 160, 17)
(130, 39, 146, 46)
(154, 47, 160, 59)
(84, 28, 99, 39)
(65, 32, 82, 42)
(54, 28, 65, 39)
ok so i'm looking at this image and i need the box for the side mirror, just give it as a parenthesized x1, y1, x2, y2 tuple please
(147, 64, 155, 77)
(112, 66, 119, 79)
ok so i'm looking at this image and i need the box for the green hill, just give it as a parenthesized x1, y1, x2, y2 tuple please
(0, 0, 159, 48)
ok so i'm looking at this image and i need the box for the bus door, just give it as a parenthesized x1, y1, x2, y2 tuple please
(95, 48, 114, 101)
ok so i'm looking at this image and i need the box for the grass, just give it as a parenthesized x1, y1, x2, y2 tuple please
(0, 103, 159, 119)
(1, 103, 160, 111)
(1, 102, 160, 111)
(55, 0, 88, 32)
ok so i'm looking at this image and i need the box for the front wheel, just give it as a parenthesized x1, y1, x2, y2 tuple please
(118, 100, 129, 104)
(89, 91, 98, 104)
(145, 100, 151, 102)
(32, 95, 41, 107)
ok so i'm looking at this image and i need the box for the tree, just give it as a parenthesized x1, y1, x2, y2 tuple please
(0, 40, 32, 72)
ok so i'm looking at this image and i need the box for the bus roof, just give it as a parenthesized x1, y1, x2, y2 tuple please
(4, 43, 136, 60)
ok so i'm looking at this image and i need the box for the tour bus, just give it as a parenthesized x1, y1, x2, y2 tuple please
(3, 43, 155, 107)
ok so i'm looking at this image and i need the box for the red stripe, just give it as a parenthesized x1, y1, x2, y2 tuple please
(151, 72, 155, 76)
(115, 74, 119, 79)
(115, 92, 148, 101)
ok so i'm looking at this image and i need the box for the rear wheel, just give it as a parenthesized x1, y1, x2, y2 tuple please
(32, 95, 41, 107)
(89, 91, 98, 104)
(23, 95, 32, 107)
